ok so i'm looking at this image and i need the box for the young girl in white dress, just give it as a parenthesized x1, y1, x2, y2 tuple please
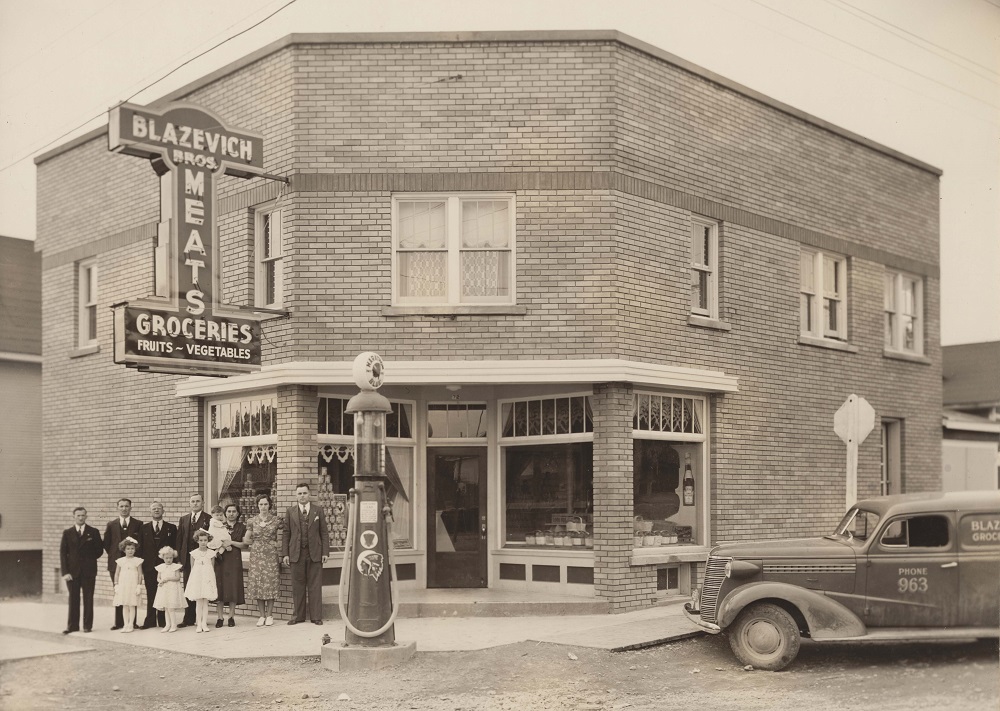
(153, 546, 185, 633)
(112, 537, 143, 633)
(184, 530, 220, 633)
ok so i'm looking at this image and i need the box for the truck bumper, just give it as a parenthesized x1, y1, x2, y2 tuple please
(683, 602, 721, 634)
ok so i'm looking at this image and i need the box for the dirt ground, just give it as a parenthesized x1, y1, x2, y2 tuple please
(0, 627, 997, 711)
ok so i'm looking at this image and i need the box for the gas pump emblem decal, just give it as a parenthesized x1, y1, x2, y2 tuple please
(359, 530, 379, 550)
(357, 550, 385, 581)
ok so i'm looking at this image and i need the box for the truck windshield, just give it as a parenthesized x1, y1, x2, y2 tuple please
(832, 507, 881, 542)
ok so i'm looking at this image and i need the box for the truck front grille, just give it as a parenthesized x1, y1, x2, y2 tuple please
(700, 555, 731, 625)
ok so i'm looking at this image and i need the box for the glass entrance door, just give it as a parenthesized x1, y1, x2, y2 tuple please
(426, 447, 487, 588)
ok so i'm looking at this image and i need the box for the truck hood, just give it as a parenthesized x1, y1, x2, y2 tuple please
(711, 536, 855, 560)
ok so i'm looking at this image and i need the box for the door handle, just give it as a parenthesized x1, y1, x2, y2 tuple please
(940, 562, 957, 568)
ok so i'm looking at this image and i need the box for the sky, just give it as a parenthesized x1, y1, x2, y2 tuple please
(1, 0, 997, 346)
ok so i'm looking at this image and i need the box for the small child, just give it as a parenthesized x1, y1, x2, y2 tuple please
(184, 529, 219, 633)
(112, 537, 143, 633)
(207, 505, 232, 552)
(153, 546, 185, 633)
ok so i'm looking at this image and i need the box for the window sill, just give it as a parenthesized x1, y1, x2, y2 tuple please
(630, 545, 709, 566)
(70, 344, 100, 359)
(882, 349, 931, 365)
(687, 315, 731, 332)
(797, 335, 859, 354)
(382, 305, 527, 317)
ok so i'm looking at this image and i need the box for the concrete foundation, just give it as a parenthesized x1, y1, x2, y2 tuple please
(321, 640, 417, 672)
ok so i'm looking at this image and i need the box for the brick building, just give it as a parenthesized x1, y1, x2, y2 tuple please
(0, 236, 43, 596)
(35, 31, 941, 615)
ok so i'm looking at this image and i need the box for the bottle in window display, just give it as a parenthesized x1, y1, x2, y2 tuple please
(682, 453, 695, 507)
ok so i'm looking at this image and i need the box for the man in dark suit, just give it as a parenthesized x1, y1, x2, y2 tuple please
(60, 507, 103, 634)
(103, 497, 143, 630)
(281, 482, 330, 625)
(175, 493, 211, 627)
(139, 501, 178, 629)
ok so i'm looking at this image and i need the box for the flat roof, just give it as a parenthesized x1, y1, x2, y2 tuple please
(36, 30, 940, 175)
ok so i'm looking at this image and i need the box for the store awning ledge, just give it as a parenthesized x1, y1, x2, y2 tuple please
(174, 358, 739, 398)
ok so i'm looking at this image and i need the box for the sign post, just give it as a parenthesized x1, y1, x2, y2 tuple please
(834, 394, 876, 509)
(108, 101, 267, 375)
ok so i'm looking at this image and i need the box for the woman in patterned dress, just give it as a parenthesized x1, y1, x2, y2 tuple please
(245, 493, 282, 626)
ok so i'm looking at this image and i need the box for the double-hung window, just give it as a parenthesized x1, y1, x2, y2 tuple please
(884, 270, 923, 355)
(690, 217, 718, 318)
(393, 194, 514, 306)
(77, 259, 98, 347)
(255, 207, 283, 308)
(800, 249, 847, 341)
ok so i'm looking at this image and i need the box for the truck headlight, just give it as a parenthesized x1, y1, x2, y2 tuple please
(724, 561, 733, 578)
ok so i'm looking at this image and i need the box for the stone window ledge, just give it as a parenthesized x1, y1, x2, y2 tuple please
(883, 349, 932, 365)
(797, 335, 859, 354)
(70, 344, 100, 359)
(383, 305, 528, 317)
(687, 315, 731, 331)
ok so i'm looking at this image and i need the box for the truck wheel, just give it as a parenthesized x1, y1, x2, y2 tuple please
(728, 602, 801, 671)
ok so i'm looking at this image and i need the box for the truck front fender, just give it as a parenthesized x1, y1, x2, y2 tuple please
(717, 582, 867, 639)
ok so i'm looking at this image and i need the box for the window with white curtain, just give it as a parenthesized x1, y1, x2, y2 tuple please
(393, 194, 514, 306)
(690, 216, 718, 318)
(77, 259, 98, 347)
(884, 270, 923, 355)
(208, 396, 279, 514)
(801, 249, 847, 341)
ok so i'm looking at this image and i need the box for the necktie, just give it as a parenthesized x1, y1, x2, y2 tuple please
(301, 506, 307, 516)
(154, 523, 160, 534)
(78, 527, 84, 536)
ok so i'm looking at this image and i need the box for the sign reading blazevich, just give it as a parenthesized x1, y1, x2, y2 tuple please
(108, 101, 267, 374)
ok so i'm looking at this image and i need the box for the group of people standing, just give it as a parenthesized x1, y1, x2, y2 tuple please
(60, 492, 286, 633)
(59, 482, 330, 634)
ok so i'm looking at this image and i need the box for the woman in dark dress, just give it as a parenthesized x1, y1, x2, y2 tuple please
(214, 502, 246, 627)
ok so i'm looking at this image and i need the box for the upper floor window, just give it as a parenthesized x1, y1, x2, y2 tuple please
(884, 270, 923, 355)
(77, 259, 97, 347)
(800, 249, 846, 341)
(690, 217, 718, 318)
(393, 194, 514, 306)
(255, 207, 283, 308)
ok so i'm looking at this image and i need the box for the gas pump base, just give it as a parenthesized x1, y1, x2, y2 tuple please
(321, 640, 417, 673)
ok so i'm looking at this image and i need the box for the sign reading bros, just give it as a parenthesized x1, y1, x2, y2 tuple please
(109, 102, 266, 374)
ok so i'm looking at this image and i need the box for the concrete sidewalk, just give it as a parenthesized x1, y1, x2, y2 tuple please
(0, 598, 702, 660)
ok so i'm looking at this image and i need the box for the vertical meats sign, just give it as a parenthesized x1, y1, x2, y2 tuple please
(109, 102, 265, 374)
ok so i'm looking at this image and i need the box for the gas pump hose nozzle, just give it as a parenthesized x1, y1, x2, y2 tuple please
(338, 489, 401, 639)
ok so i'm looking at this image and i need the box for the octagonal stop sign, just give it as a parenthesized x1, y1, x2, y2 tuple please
(834, 394, 876, 509)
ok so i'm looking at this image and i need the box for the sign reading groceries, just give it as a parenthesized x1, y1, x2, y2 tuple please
(108, 102, 265, 374)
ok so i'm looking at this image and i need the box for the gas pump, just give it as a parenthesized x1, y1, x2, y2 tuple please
(338, 352, 400, 647)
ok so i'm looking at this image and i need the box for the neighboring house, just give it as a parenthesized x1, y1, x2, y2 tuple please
(0, 235, 43, 596)
(33, 31, 941, 615)
(942, 341, 1000, 491)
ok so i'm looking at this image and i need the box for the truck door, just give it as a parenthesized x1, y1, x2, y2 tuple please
(865, 513, 959, 628)
(957, 512, 1000, 627)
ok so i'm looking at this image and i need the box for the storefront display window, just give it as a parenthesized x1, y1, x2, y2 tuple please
(501, 395, 594, 549)
(209, 396, 279, 512)
(633, 393, 706, 548)
(318, 397, 415, 549)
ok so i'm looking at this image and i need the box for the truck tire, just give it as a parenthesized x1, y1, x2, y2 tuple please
(728, 602, 801, 671)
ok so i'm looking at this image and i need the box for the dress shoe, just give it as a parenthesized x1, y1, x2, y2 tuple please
(140, 623, 156, 630)
(62, 628, 78, 635)
(177, 622, 191, 628)
(215, 618, 224, 628)
(110, 625, 122, 631)
(312, 620, 323, 625)
(82, 628, 92, 633)
(227, 617, 235, 627)
(287, 619, 301, 625)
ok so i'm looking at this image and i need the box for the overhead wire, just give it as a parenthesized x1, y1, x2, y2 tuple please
(0, 0, 298, 176)
(823, 0, 1000, 81)
(743, 0, 1000, 110)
